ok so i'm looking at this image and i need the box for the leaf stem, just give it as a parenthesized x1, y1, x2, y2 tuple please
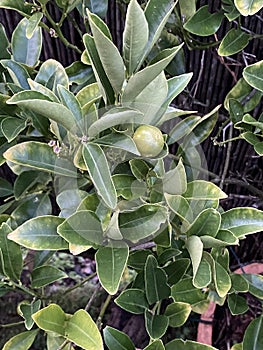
(63, 272, 97, 296)
(0, 320, 24, 328)
(96, 294, 112, 330)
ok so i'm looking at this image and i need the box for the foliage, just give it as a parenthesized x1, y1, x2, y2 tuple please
(0, 0, 262, 349)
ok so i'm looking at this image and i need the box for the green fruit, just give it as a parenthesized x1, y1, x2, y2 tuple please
(133, 125, 164, 158)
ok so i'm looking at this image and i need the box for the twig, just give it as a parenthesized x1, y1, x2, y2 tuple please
(220, 123, 233, 189)
(96, 294, 112, 330)
(63, 272, 97, 296)
(85, 283, 101, 312)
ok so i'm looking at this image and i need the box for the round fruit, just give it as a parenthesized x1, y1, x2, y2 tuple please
(133, 125, 164, 158)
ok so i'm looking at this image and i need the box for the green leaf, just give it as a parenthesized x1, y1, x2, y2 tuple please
(185, 208, 221, 237)
(200, 229, 238, 248)
(218, 28, 250, 56)
(144, 340, 165, 350)
(57, 85, 83, 124)
(129, 159, 151, 181)
(0, 177, 13, 197)
(179, 0, 196, 20)
(1, 117, 27, 142)
(119, 204, 167, 243)
(11, 18, 42, 67)
(145, 310, 169, 339)
(193, 259, 212, 289)
(221, 207, 263, 238)
(1, 59, 30, 89)
(8, 216, 68, 250)
(184, 5, 223, 36)
(214, 261, 231, 298)
(3, 330, 39, 350)
(56, 189, 87, 218)
(57, 210, 104, 247)
(171, 277, 207, 305)
(83, 33, 115, 104)
(165, 194, 193, 224)
(164, 258, 191, 285)
(0, 0, 32, 16)
(76, 82, 101, 107)
(0, 23, 10, 59)
(123, 0, 148, 75)
(122, 45, 183, 102)
(65, 309, 103, 350)
(143, 0, 176, 64)
(96, 132, 140, 155)
(7, 91, 78, 132)
(103, 326, 135, 350)
(185, 235, 203, 285)
(243, 274, 263, 299)
(115, 288, 149, 314)
(230, 273, 249, 293)
(243, 315, 263, 350)
(46, 333, 74, 350)
(87, 107, 143, 137)
(163, 73, 193, 108)
(0, 223, 22, 281)
(35, 59, 69, 94)
(83, 143, 117, 209)
(145, 255, 171, 305)
(113, 174, 146, 200)
(234, 0, 263, 15)
(242, 114, 263, 130)
(18, 299, 41, 330)
(31, 265, 67, 288)
(96, 243, 129, 294)
(88, 11, 125, 94)
(4, 141, 76, 177)
(165, 339, 218, 350)
(164, 302, 191, 327)
(227, 293, 249, 315)
(26, 12, 43, 39)
(128, 250, 153, 270)
(33, 304, 66, 335)
(163, 158, 187, 195)
(183, 180, 227, 200)
(243, 60, 263, 92)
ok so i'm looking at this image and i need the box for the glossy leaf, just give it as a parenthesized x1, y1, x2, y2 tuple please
(0, 223, 22, 281)
(214, 261, 231, 298)
(57, 210, 104, 247)
(164, 302, 191, 327)
(0, 177, 13, 197)
(144, 340, 165, 350)
(119, 204, 167, 243)
(234, 0, 263, 15)
(165, 339, 218, 350)
(122, 45, 183, 102)
(88, 11, 125, 94)
(11, 18, 42, 67)
(128, 250, 153, 271)
(243, 274, 263, 299)
(1, 117, 27, 142)
(0, 0, 32, 16)
(186, 208, 221, 237)
(179, 0, 196, 20)
(57, 85, 83, 124)
(4, 141, 76, 177)
(87, 107, 143, 137)
(171, 277, 207, 305)
(1, 59, 30, 89)
(164, 258, 191, 285)
(185, 235, 203, 284)
(7, 91, 78, 132)
(26, 12, 43, 39)
(35, 59, 69, 94)
(184, 5, 223, 36)
(115, 288, 149, 314)
(164, 73, 193, 108)
(143, 0, 176, 64)
(8, 216, 68, 250)
(123, 0, 148, 75)
(221, 207, 263, 237)
(83, 143, 117, 209)
(3, 330, 39, 350)
(103, 326, 135, 350)
(32, 304, 66, 335)
(76, 82, 101, 107)
(228, 293, 248, 315)
(18, 299, 41, 330)
(163, 158, 187, 195)
(183, 180, 227, 200)
(145, 310, 169, 339)
(31, 265, 67, 288)
(165, 194, 193, 224)
(56, 189, 87, 218)
(218, 28, 250, 56)
(65, 309, 103, 350)
(243, 60, 263, 92)
(145, 255, 171, 305)
(230, 273, 249, 293)
(96, 243, 129, 294)
(0, 23, 10, 59)
(243, 315, 263, 350)
(96, 132, 140, 155)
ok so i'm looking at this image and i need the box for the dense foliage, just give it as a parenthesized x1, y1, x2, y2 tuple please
(0, 0, 262, 349)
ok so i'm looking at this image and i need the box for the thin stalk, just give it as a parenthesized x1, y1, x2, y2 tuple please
(0, 320, 24, 328)
(63, 272, 97, 296)
(96, 294, 112, 330)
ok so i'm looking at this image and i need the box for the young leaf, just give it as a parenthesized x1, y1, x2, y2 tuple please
(88, 11, 125, 94)
(221, 207, 263, 238)
(82, 143, 117, 209)
(32, 304, 66, 335)
(184, 5, 223, 36)
(115, 289, 149, 314)
(123, 0, 149, 75)
(145, 255, 171, 305)
(96, 243, 129, 294)
(183, 180, 227, 200)
(65, 309, 103, 350)
(11, 18, 42, 67)
(164, 302, 191, 327)
(243, 315, 263, 350)
(18, 299, 41, 330)
(8, 216, 68, 250)
(103, 326, 135, 350)
(185, 235, 203, 284)
(162, 158, 187, 195)
(4, 141, 76, 177)
(2, 330, 39, 350)
(31, 265, 67, 288)
(0, 223, 22, 281)
(214, 261, 231, 298)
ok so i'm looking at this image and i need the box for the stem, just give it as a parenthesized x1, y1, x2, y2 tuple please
(12, 281, 38, 297)
(0, 321, 24, 328)
(220, 123, 233, 188)
(57, 339, 70, 350)
(63, 272, 97, 296)
(96, 294, 112, 330)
